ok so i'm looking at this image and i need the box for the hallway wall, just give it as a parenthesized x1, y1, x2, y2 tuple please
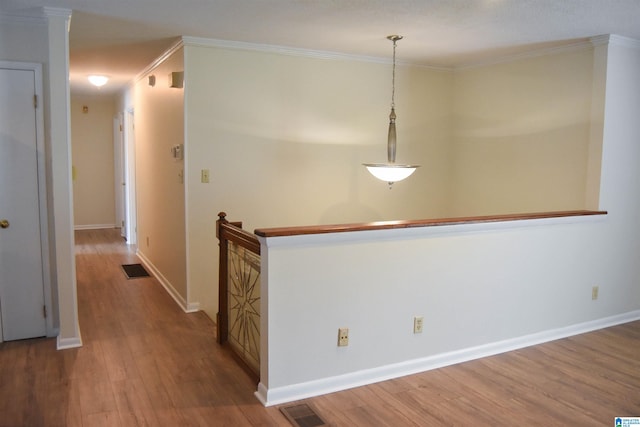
(71, 95, 117, 229)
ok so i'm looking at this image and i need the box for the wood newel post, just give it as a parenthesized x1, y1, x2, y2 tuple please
(216, 212, 229, 344)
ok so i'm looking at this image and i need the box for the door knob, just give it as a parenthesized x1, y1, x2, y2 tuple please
(0, 219, 9, 229)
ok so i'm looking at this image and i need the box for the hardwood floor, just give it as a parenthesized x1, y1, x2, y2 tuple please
(0, 228, 639, 426)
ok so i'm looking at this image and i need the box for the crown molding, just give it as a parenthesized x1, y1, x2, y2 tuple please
(589, 34, 611, 47)
(41, 7, 72, 19)
(455, 39, 597, 71)
(182, 36, 391, 65)
(182, 36, 451, 72)
(0, 10, 46, 25)
(136, 32, 640, 83)
(133, 37, 185, 84)
(607, 34, 640, 50)
(0, 6, 71, 25)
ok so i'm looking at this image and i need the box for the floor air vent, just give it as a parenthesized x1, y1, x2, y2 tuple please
(280, 403, 326, 427)
(121, 264, 150, 279)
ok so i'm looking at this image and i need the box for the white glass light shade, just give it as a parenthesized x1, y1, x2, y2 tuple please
(364, 163, 419, 183)
(88, 75, 109, 87)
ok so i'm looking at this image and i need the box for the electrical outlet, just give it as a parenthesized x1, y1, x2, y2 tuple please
(413, 316, 424, 334)
(592, 285, 599, 300)
(337, 327, 349, 347)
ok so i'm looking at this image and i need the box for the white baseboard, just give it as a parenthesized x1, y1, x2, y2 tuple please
(185, 302, 201, 313)
(257, 309, 640, 406)
(136, 251, 200, 314)
(74, 224, 116, 230)
(56, 334, 83, 350)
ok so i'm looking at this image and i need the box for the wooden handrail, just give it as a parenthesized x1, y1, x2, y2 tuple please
(254, 210, 607, 238)
(218, 222, 261, 255)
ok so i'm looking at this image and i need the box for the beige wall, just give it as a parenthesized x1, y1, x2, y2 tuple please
(134, 48, 187, 302)
(184, 44, 453, 319)
(450, 48, 595, 215)
(122, 39, 603, 325)
(71, 95, 116, 228)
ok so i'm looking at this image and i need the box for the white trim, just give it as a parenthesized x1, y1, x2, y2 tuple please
(0, 12, 47, 25)
(257, 310, 640, 406)
(154, 33, 629, 78)
(74, 224, 117, 230)
(56, 333, 83, 350)
(181, 36, 449, 71)
(136, 251, 200, 313)
(590, 34, 611, 47)
(607, 34, 640, 50)
(183, 36, 390, 64)
(183, 51, 193, 319)
(41, 7, 72, 19)
(123, 108, 137, 245)
(455, 38, 595, 71)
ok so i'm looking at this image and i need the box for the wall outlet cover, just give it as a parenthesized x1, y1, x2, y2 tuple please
(338, 327, 349, 346)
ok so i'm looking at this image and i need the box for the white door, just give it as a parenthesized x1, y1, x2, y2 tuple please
(114, 114, 126, 237)
(0, 67, 47, 341)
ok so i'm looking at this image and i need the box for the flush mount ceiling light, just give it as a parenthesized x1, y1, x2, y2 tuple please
(87, 75, 109, 87)
(363, 35, 419, 188)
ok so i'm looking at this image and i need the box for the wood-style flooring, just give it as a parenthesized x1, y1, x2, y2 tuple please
(0, 228, 638, 426)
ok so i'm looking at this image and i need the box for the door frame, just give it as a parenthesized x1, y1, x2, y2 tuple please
(114, 113, 126, 237)
(123, 108, 137, 246)
(0, 60, 55, 341)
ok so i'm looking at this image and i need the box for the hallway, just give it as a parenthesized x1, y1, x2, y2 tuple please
(0, 228, 289, 426)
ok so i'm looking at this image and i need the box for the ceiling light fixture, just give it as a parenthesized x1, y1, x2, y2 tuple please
(88, 75, 109, 87)
(363, 35, 419, 188)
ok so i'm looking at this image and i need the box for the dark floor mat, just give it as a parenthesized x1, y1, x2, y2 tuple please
(122, 263, 150, 279)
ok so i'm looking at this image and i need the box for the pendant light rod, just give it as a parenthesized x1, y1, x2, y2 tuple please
(388, 35, 402, 109)
(387, 35, 401, 163)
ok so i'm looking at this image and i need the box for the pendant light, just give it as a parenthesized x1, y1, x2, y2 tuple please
(363, 35, 419, 188)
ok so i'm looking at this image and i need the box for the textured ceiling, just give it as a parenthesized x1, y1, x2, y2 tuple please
(2, 0, 640, 94)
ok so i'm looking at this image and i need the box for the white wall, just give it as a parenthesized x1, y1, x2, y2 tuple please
(256, 36, 640, 405)
(184, 42, 452, 320)
(0, 9, 81, 348)
(597, 36, 640, 302)
(71, 95, 116, 228)
(450, 47, 595, 215)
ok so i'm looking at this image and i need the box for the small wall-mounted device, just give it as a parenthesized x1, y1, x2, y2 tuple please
(148, 75, 156, 87)
(171, 144, 184, 160)
(168, 71, 184, 88)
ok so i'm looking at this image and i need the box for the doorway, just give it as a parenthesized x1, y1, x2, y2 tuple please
(112, 108, 137, 245)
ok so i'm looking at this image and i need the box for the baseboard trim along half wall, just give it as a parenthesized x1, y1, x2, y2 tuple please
(136, 251, 200, 313)
(256, 309, 640, 406)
